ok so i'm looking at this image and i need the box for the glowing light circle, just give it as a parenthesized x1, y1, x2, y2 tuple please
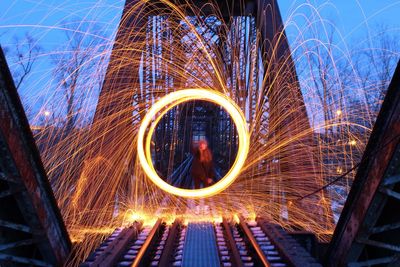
(137, 89, 249, 198)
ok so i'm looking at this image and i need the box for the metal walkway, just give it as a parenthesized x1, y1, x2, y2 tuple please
(182, 223, 220, 267)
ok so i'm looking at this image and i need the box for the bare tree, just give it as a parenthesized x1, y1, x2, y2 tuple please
(51, 21, 107, 133)
(353, 24, 400, 114)
(293, 23, 349, 133)
(291, 19, 400, 224)
(37, 21, 108, 204)
(4, 33, 41, 90)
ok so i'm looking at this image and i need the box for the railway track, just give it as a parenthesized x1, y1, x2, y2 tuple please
(80, 217, 322, 267)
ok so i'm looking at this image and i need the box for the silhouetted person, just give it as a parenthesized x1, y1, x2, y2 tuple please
(191, 139, 215, 189)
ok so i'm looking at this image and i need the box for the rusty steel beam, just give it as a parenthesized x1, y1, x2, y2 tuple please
(326, 61, 400, 266)
(0, 46, 71, 265)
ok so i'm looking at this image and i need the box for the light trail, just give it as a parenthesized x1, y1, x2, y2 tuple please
(3, 0, 396, 264)
(138, 88, 250, 198)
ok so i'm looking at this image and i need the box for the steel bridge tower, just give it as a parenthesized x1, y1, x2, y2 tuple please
(82, 0, 332, 228)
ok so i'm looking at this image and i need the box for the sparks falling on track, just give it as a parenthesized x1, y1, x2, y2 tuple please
(3, 0, 398, 264)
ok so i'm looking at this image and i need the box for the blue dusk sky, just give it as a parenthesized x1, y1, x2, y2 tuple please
(2, 1, 399, 49)
(0, 0, 399, 120)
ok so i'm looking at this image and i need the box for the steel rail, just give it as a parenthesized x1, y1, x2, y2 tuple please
(131, 218, 162, 267)
(222, 218, 243, 267)
(238, 216, 271, 267)
(90, 222, 141, 266)
(158, 219, 181, 266)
